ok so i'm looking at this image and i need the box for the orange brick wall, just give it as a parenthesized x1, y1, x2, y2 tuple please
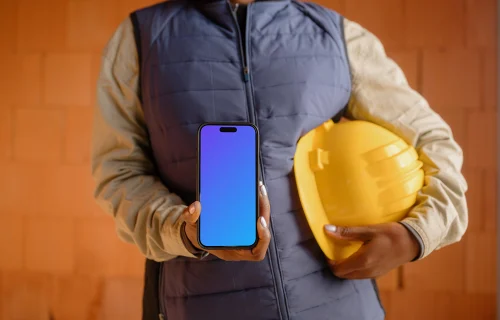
(0, 0, 496, 319)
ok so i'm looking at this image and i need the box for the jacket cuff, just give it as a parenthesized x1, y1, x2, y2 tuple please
(159, 209, 200, 259)
(180, 222, 209, 259)
(399, 221, 425, 261)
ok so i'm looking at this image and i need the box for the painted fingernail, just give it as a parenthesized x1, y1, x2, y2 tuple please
(259, 181, 267, 196)
(188, 204, 195, 214)
(260, 216, 268, 228)
(325, 225, 337, 233)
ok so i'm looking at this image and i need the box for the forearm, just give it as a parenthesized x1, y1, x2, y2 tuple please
(92, 155, 192, 261)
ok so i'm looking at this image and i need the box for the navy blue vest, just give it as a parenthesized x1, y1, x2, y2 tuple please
(132, 1, 385, 319)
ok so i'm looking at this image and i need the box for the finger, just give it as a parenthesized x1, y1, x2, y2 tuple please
(250, 216, 271, 260)
(330, 244, 375, 277)
(258, 181, 271, 224)
(324, 225, 375, 242)
(182, 201, 201, 226)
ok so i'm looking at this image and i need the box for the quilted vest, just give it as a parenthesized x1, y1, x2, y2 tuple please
(131, 1, 385, 319)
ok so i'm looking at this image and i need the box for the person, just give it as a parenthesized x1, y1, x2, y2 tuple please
(91, 0, 468, 319)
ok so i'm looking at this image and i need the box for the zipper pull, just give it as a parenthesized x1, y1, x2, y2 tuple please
(159, 313, 165, 320)
(243, 66, 250, 82)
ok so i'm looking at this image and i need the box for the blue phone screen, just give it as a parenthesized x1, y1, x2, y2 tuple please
(199, 124, 258, 247)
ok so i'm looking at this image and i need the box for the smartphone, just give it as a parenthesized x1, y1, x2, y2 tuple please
(197, 123, 259, 250)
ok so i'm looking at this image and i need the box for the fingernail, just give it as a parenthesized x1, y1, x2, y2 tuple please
(188, 204, 195, 214)
(325, 225, 337, 233)
(260, 216, 268, 228)
(259, 181, 267, 196)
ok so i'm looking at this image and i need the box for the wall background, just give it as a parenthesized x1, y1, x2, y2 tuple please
(0, 0, 496, 319)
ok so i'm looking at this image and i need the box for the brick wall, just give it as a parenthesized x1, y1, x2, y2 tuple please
(0, 0, 496, 319)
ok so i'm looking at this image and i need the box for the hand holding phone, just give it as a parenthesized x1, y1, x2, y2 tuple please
(181, 182, 271, 261)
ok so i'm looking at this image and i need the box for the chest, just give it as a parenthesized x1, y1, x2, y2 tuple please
(141, 2, 350, 131)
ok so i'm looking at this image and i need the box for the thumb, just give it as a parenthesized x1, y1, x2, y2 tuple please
(324, 225, 375, 242)
(182, 201, 201, 226)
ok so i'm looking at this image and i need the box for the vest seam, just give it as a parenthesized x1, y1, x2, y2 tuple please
(293, 285, 357, 316)
(153, 60, 238, 66)
(339, 15, 352, 83)
(151, 54, 346, 67)
(151, 88, 245, 98)
(142, 2, 186, 69)
(254, 82, 350, 91)
(336, 15, 352, 121)
(130, 12, 143, 102)
(163, 283, 276, 299)
(258, 112, 342, 120)
(150, 84, 348, 100)
(285, 265, 329, 282)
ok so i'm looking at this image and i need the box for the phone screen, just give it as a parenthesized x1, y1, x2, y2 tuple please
(198, 124, 258, 248)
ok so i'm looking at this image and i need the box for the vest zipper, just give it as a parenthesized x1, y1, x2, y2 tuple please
(158, 262, 165, 320)
(229, 2, 289, 319)
(230, 3, 250, 83)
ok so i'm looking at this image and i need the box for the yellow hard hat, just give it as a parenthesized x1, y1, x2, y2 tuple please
(294, 119, 424, 261)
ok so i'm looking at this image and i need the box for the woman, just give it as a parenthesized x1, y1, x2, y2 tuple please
(91, 0, 468, 319)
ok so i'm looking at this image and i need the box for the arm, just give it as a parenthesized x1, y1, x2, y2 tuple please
(92, 17, 200, 261)
(342, 18, 468, 259)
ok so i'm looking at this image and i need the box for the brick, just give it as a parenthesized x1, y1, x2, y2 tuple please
(0, 217, 23, 270)
(387, 291, 454, 320)
(388, 292, 496, 320)
(44, 54, 93, 107)
(465, 111, 497, 169)
(433, 108, 467, 148)
(99, 278, 143, 320)
(0, 54, 42, 106)
(483, 50, 497, 109)
(466, 0, 497, 48)
(1, 272, 52, 320)
(0, 1, 18, 53)
(47, 165, 102, 217)
(91, 54, 103, 107)
(378, 291, 392, 317)
(313, 0, 345, 13)
(405, 0, 465, 48)
(0, 164, 101, 217)
(17, 0, 67, 52)
(0, 107, 12, 162)
(376, 269, 398, 291)
(403, 241, 465, 292)
(452, 293, 497, 319)
(65, 108, 93, 164)
(386, 50, 419, 90)
(465, 233, 496, 293)
(52, 276, 103, 320)
(13, 108, 64, 163)
(25, 217, 75, 274)
(119, 0, 166, 19)
(75, 217, 145, 277)
(345, 0, 405, 50)
(422, 50, 481, 109)
(483, 170, 497, 232)
(67, 0, 121, 52)
(462, 169, 484, 232)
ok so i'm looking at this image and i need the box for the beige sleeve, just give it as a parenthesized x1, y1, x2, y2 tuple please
(342, 18, 468, 259)
(91, 17, 197, 261)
